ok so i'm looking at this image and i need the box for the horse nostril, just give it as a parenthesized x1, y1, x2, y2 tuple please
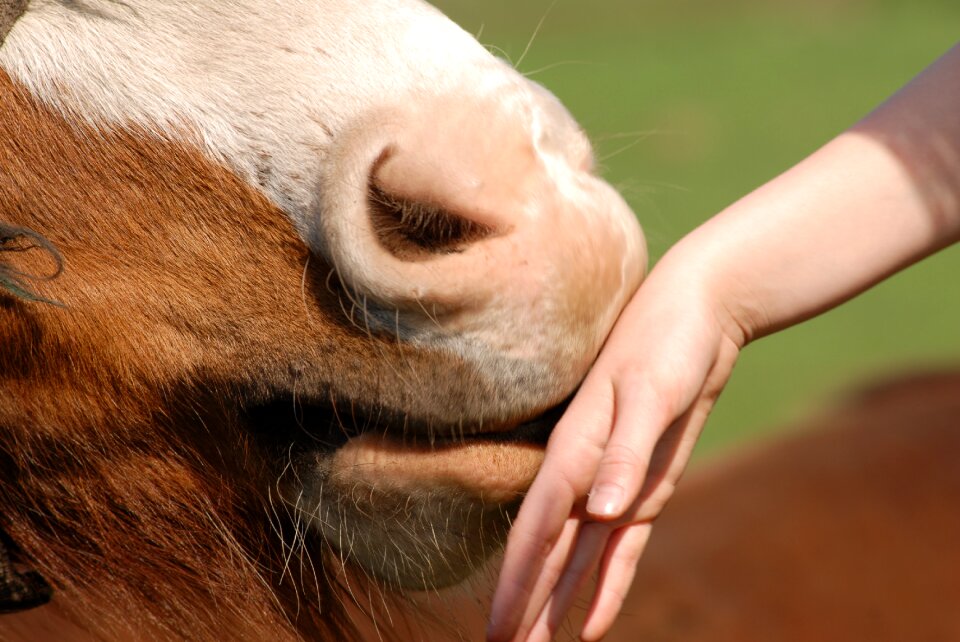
(367, 162, 494, 262)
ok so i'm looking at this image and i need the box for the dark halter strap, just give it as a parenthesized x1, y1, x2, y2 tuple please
(0, 0, 28, 48)
(0, 0, 54, 616)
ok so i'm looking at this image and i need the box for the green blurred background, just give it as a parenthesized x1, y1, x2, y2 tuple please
(433, 0, 960, 458)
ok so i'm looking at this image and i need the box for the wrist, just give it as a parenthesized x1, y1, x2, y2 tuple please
(664, 128, 950, 348)
(647, 234, 758, 349)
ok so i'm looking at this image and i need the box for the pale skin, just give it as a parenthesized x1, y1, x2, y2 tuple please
(488, 42, 960, 642)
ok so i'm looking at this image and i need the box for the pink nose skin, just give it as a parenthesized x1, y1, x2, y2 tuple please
(314, 81, 647, 408)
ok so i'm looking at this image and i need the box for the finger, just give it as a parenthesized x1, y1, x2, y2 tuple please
(487, 501, 576, 642)
(586, 313, 737, 521)
(585, 375, 675, 519)
(629, 387, 722, 523)
(542, 372, 617, 490)
(580, 522, 652, 642)
(491, 517, 580, 642)
(593, 340, 735, 523)
(494, 374, 693, 639)
(522, 522, 612, 642)
(488, 378, 615, 641)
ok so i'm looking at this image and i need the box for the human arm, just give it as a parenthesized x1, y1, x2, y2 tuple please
(488, 42, 960, 642)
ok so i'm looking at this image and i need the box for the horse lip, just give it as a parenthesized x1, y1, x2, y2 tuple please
(245, 389, 573, 452)
(438, 394, 573, 447)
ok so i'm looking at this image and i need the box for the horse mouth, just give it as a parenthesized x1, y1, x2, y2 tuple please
(245, 391, 573, 590)
(247, 392, 571, 501)
(247, 391, 569, 451)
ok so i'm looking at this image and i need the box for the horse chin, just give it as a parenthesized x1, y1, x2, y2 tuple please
(255, 398, 565, 590)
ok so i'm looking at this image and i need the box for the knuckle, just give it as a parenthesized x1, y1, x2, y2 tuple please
(536, 559, 566, 595)
(611, 542, 643, 567)
(569, 428, 607, 460)
(600, 442, 644, 477)
(516, 530, 556, 565)
(617, 364, 681, 415)
(554, 461, 591, 498)
(604, 583, 630, 611)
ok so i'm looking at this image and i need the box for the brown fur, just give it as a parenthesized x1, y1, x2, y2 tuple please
(0, 69, 430, 641)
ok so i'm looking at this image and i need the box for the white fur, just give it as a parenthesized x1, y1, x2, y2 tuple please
(0, 0, 514, 238)
(0, 0, 647, 410)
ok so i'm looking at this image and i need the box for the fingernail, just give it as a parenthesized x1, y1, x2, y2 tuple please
(587, 484, 623, 517)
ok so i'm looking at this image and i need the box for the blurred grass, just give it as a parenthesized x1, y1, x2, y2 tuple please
(433, 0, 960, 457)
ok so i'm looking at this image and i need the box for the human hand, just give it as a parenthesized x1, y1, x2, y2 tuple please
(489, 42, 960, 641)
(487, 251, 744, 642)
